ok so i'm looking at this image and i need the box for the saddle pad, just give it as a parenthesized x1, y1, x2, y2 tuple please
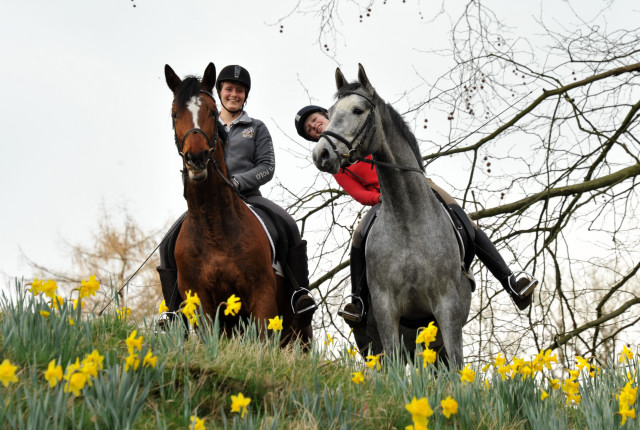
(245, 203, 283, 277)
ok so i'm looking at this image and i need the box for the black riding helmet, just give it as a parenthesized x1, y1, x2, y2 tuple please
(295, 105, 328, 141)
(217, 65, 251, 113)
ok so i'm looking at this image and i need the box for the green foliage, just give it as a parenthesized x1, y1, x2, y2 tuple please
(0, 279, 638, 429)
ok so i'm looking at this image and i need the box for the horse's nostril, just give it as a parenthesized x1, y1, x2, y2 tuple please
(321, 148, 330, 161)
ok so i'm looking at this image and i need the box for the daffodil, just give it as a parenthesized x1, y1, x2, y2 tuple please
(415, 321, 438, 345)
(190, 415, 206, 430)
(620, 345, 634, 363)
(39, 310, 50, 318)
(418, 348, 437, 367)
(575, 356, 591, 372)
(44, 359, 63, 388)
(366, 354, 382, 371)
(440, 396, 458, 418)
(72, 297, 84, 310)
(223, 294, 240, 316)
(117, 307, 131, 320)
(69, 317, 75, 326)
(230, 392, 251, 418)
(124, 354, 141, 372)
(325, 333, 334, 346)
(541, 390, 549, 401)
(347, 347, 359, 357)
(619, 407, 636, 426)
(84, 350, 104, 371)
(143, 350, 158, 368)
(549, 378, 561, 390)
(30, 278, 44, 295)
(79, 275, 100, 298)
(64, 371, 87, 396)
(40, 279, 58, 299)
(0, 359, 19, 387)
(158, 300, 168, 314)
(126, 330, 143, 355)
(405, 396, 433, 429)
(459, 364, 476, 385)
(50, 295, 65, 310)
(351, 371, 364, 384)
(267, 315, 283, 331)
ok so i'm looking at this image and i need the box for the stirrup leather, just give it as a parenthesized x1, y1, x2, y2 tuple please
(508, 271, 538, 299)
(337, 295, 365, 323)
(291, 288, 317, 315)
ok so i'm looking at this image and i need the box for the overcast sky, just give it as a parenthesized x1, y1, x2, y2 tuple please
(1, 0, 635, 291)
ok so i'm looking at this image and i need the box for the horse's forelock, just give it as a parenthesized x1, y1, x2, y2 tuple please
(175, 76, 202, 111)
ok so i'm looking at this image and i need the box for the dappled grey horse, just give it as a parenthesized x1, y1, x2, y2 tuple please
(312, 64, 472, 366)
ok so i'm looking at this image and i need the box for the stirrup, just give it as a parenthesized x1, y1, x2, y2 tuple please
(291, 288, 317, 316)
(155, 311, 177, 334)
(337, 295, 365, 324)
(509, 271, 538, 299)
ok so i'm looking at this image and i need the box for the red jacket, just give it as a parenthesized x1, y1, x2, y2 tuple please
(333, 156, 381, 206)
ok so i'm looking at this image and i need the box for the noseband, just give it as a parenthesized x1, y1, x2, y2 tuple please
(319, 90, 424, 174)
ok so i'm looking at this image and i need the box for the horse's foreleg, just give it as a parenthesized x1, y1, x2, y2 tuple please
(369, 293, 401, 358)
(434, 298, 467, 369)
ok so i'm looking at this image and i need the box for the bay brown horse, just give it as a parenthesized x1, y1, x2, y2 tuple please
(164, 62, 311, 345)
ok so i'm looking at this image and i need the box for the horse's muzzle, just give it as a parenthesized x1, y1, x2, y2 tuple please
(312, 141, 340, 174)
(184, 151, 209, 181)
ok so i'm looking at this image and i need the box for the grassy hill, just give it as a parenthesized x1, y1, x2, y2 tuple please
(0, 279, 638, 429)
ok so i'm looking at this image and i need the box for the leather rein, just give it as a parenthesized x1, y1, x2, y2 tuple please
(319, 90, 424, 174)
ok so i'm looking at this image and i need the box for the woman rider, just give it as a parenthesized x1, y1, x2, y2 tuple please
(295, 105, 537, 327)
(155, 66, 317, 327)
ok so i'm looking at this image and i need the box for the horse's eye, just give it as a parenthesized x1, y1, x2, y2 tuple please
(353, 107, 364, 115)
(209, 109, 217, 117)
(171, 112, 177, 119)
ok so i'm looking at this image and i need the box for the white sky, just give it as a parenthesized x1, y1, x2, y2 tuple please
(1, 0, 636, 291)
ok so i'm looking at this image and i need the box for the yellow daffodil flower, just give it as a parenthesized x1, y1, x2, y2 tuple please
(347, 347, 358, 357)
(39, 310, 50, 318)
(365, 354, 382, 371)
(620, 345, 634, 363)
(0, 359, 19, 387)
(44, 359, 63, 388)
(418, 348, 437, 367)
(493, 353, 506, 368)
(30, 278, 44, 295)
(79, 275, 100, 298)
(72, 297, 84, 310)
(541, 390, 549, 401)
(158, 300, 168, 314)
(325, 333, 334, 346)
(69, 317, 75, 326)
(143, 350, 158, 368)
(351, 371, 364, 385)
(459, 364, 476, 385)
(190, 415, 206, 430)
(126, 330, 143, 355)
(619, 407, 636, 426)
(125, 353, 141, 372)
(84, 350, 105, 371)
(415, 321, 438, 345)
(64, 371, 87, 396)
(267, 316, 283, 331)
(405, 396, 433, 429)
(223, 294, 240, 316)
(50, 295, 65, 310)
(231, 392, 251, 418)
(41, 279, 58, 299)
(440, 396, 458, 418)
(117, 307, 131, 320)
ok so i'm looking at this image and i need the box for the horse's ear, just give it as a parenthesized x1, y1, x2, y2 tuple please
(357, 63, 373, 92)
(202, 62, 216, 92)
(335, 67, 347, 90)
(165, 64, 182, 94)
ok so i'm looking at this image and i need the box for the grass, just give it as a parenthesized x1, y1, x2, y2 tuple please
(0, 279, 638, 429)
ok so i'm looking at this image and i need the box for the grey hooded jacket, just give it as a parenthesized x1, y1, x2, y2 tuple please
(220, 111, 275, 197)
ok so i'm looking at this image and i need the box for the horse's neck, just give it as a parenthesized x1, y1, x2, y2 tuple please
(185, 170, 247, 228)
(373, 128, 438, 217)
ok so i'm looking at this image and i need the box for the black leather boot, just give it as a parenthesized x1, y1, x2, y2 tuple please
(339, 245, 367, 327)
(286, 240, 317, 326)
(474, 228, 538, 310)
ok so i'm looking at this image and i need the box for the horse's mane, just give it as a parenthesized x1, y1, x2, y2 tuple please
(336, 83, 425, 172)
(175, 76, 202, 111)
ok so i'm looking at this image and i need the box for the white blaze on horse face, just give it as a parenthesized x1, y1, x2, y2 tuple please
(186, 96, 202, 129)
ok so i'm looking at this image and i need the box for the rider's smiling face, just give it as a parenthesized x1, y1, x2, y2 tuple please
(304, 112, 329, 141)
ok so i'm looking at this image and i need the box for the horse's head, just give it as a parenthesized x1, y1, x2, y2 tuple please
(312, 64, 381, 174)
(165, 63, 222, 182)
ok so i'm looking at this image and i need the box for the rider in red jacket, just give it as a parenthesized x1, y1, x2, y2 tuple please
(296, 105, 538, 327)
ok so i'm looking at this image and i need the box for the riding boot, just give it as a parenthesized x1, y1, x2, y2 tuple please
(474, 228, 538, 311)
(156, 217, 187, 332)
(339, 245, 368, 327)
(286, 240, 317, 327)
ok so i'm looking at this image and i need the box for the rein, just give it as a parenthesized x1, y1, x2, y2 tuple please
(320, 90, 424, 174)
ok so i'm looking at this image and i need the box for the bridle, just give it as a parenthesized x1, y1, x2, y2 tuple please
(171, 89, 238, 192)
(319, 90, 376, 165)
(319, 90, 424, 174)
